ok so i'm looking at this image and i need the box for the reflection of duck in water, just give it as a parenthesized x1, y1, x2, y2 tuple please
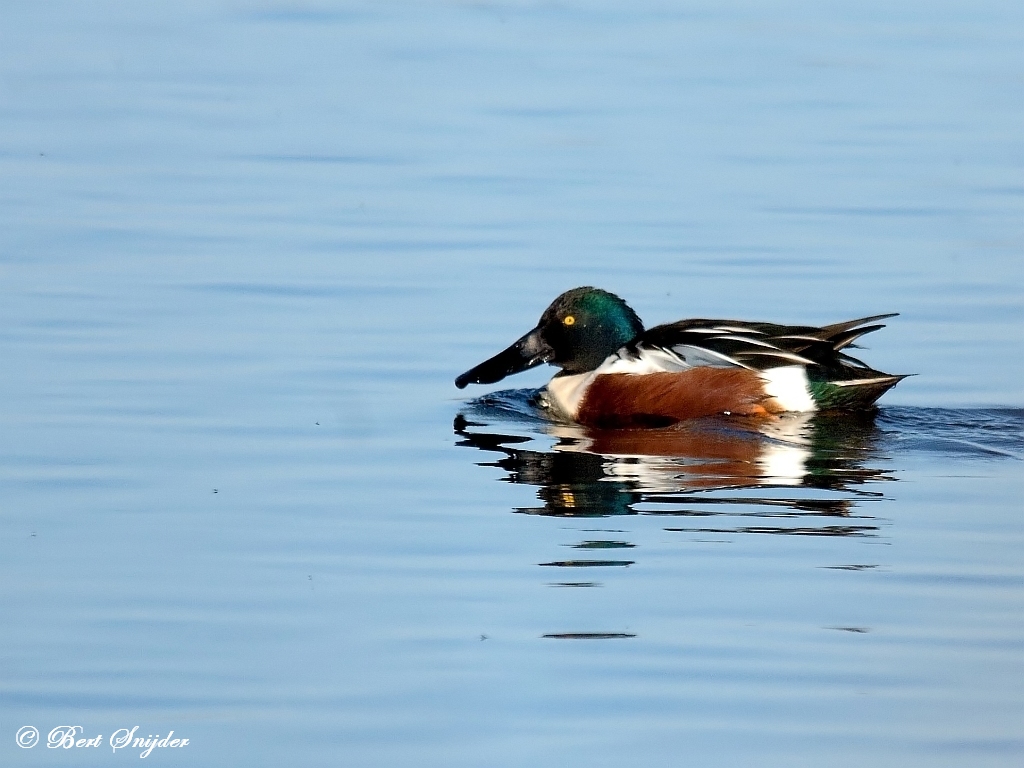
(456, 287, 905, 427)
(454, 403, 887, 529)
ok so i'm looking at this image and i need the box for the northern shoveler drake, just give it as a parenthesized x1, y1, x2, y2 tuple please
(455, 287, 906, 428)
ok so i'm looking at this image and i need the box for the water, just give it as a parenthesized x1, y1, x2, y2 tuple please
(2, 1, 1022, 765)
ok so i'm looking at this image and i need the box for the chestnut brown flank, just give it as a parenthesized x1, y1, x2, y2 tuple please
(576, 368, 776, 427)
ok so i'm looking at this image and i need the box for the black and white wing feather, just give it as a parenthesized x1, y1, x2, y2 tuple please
(622, 314, 899, 380)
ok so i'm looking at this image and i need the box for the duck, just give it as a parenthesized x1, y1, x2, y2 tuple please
(455, 286, 905, 428)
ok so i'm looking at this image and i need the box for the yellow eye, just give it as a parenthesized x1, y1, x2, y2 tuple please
(563, 315, 575, 326)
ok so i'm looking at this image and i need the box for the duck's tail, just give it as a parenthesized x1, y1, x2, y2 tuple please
(809, 373, 910, 410)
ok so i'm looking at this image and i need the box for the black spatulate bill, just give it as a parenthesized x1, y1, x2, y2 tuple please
(455, 327, 554, 389)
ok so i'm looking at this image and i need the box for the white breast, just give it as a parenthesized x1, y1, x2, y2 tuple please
(544, 371, 597, 420)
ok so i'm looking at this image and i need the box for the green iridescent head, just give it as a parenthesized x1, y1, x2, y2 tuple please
(455, 287, 645, 387)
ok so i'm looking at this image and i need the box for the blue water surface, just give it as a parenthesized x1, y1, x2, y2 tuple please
(1, 1, 1022, 766)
